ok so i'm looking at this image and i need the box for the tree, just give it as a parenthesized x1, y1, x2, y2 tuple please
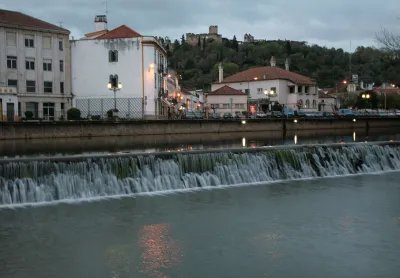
(202, 37, 206, 51)
(232, 35, 239, 52)
(355, 91, 379, 109)
(375, 23, 400, 57)
(285, 41, 292, 57)
(197, 36, 201, 47)
(181, 34, 185, 45)
(173, 39, 180, 51)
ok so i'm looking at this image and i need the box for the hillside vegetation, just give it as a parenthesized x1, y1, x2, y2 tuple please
(162, 36, 400, 91)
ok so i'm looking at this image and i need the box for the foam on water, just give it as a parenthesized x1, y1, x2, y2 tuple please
(1, 143, 400, 207)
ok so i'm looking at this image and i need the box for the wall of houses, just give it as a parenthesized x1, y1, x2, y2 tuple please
(71, 37, 167, 116)
(0, 26, 71, 118)
(211, 79, 319, 110)
(206, 94, 248, 115)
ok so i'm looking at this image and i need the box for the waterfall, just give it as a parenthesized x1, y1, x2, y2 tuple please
(1, 144, 400, 205)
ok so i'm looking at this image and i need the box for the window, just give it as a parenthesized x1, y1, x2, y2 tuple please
(59, 39, 63, 51)
(43, 102, 55, 120)
(60, 60, 64, 72)
(26, 81, 36, 93)
(44, 81, 53, 93)
(257, 88, 263, 94)
(312, 100, 317, 108)
(43, 37, 51, 49)
(6, 32, 16, 46)
(25, 58, 35, 70)
(60, 82, 64, 94)
(108, 50, 118, 62)
(8, 79, 17, 87)
(61, 103, 65, 110)
(26, 102, 39, 118)
(7, 56, 17, 69)
(244, 89, 250, 94)
(270, 87, 277, 95)
(43, 59, 52, 71)
(305, 99, 310, 108)
(223, 104, 229, 109)
(25, 35, 34, 48)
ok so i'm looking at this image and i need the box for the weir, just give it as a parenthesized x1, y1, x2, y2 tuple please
(1, 142, 400, 205)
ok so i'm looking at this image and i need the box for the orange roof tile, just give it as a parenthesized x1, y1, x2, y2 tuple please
(209, 85, 247, 96)
(96, 25, 142, 40)
(373, 88, 400, 95)
(85, 29, 108, 38)
(0, 9, 69, 33)
(214, 66, 315, 85)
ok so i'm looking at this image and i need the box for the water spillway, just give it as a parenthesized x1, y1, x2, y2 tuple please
(1, 142, 400, 206)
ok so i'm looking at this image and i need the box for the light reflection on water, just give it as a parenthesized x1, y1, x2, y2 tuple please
(139, 224, 183, 278)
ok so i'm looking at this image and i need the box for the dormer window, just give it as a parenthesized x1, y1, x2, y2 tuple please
(109, 50, 118, 62)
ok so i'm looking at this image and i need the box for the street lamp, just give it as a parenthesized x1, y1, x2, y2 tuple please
(264, 89, 274, 111)
(108, 75, 122, 112)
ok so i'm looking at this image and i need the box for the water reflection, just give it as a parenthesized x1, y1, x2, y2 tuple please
(139, 223, 182, 278)
(1, 129, 400, 158)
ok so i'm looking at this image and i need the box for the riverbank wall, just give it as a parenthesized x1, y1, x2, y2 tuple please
(0, 118, 399, 140)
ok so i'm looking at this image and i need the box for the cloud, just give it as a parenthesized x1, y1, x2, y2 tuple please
(3, 0, 400, 49)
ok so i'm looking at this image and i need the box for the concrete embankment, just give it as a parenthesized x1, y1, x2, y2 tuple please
(0, 118, 399, 140)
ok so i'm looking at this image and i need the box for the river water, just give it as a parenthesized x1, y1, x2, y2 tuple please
(1, 139, 400, 277)
(0, 172, 399, 278)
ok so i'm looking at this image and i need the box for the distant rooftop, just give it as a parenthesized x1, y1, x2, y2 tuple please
(0, 9, 69, 34)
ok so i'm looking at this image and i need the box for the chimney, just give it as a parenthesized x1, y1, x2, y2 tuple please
(285, 58, 290, 71)
(270, 56, 276, 67)
(218, 62, 224, 83)
(94, 15, 107, 32)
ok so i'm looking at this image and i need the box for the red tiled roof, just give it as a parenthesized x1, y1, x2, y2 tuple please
(213, 66, 315, 85)
(0, 9, 69, 33)
(96, 25, 142, 39)
(373, 88, 400, 95)
(208, 85, 247, 96)
(85, 29, 108, 38)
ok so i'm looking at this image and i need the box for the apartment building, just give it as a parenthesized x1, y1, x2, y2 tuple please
(0, 9, 71, 120)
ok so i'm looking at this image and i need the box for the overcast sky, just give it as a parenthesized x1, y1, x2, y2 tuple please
(2, 0, 400, 51)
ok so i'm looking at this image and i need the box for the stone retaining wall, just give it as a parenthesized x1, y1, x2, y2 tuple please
(0, 118, 399, 140)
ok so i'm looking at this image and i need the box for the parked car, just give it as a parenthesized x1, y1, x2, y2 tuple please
(271, 111, 283, 118)
(210, 113, 220, 120)
(194, 112, 204, 119)
(256, 111, 267, 118)
(182, 111, 197, 119)
(294, 110, 307, 118)
(322, 112, 333, 117)
(333, 111, 344, 117)
(282, 108, 295, 117)
(234, 111, 244, 119)
(339, 108, 354, 117)
(223, 112, 233, 119)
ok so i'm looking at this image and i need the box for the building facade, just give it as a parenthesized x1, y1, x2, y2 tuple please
(71, 16, 167, 118)
(206, 85, 248, 116)
(211, 59, 319, 111)
(0, 9, 71, 120)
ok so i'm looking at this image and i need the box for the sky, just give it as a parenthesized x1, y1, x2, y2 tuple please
(2, 0, 400, 51)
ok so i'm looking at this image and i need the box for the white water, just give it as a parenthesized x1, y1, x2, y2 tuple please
(1, 144, 400, 205)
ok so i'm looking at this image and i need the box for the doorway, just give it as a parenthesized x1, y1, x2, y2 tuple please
(7, 103, 14, 122)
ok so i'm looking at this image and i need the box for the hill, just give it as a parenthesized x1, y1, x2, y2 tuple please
(162, 36, 400, 91)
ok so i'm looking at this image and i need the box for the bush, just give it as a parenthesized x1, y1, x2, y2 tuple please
(24, 111, 33, 119)
(67, 108, 81, 120)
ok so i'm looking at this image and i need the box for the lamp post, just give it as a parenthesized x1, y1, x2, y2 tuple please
(264, 89, 274, 111)
(108, 76, 122, 112)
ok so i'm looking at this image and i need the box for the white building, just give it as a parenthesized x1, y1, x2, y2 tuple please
(71, 16, 168, 118)
(206, 85, 248, 116)
(211, 58, 319, 111)
(0, 86, 18, 121)
(0, 9, 71, 120)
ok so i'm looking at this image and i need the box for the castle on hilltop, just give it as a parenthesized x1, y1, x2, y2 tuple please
(186, 25, 222, 45)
